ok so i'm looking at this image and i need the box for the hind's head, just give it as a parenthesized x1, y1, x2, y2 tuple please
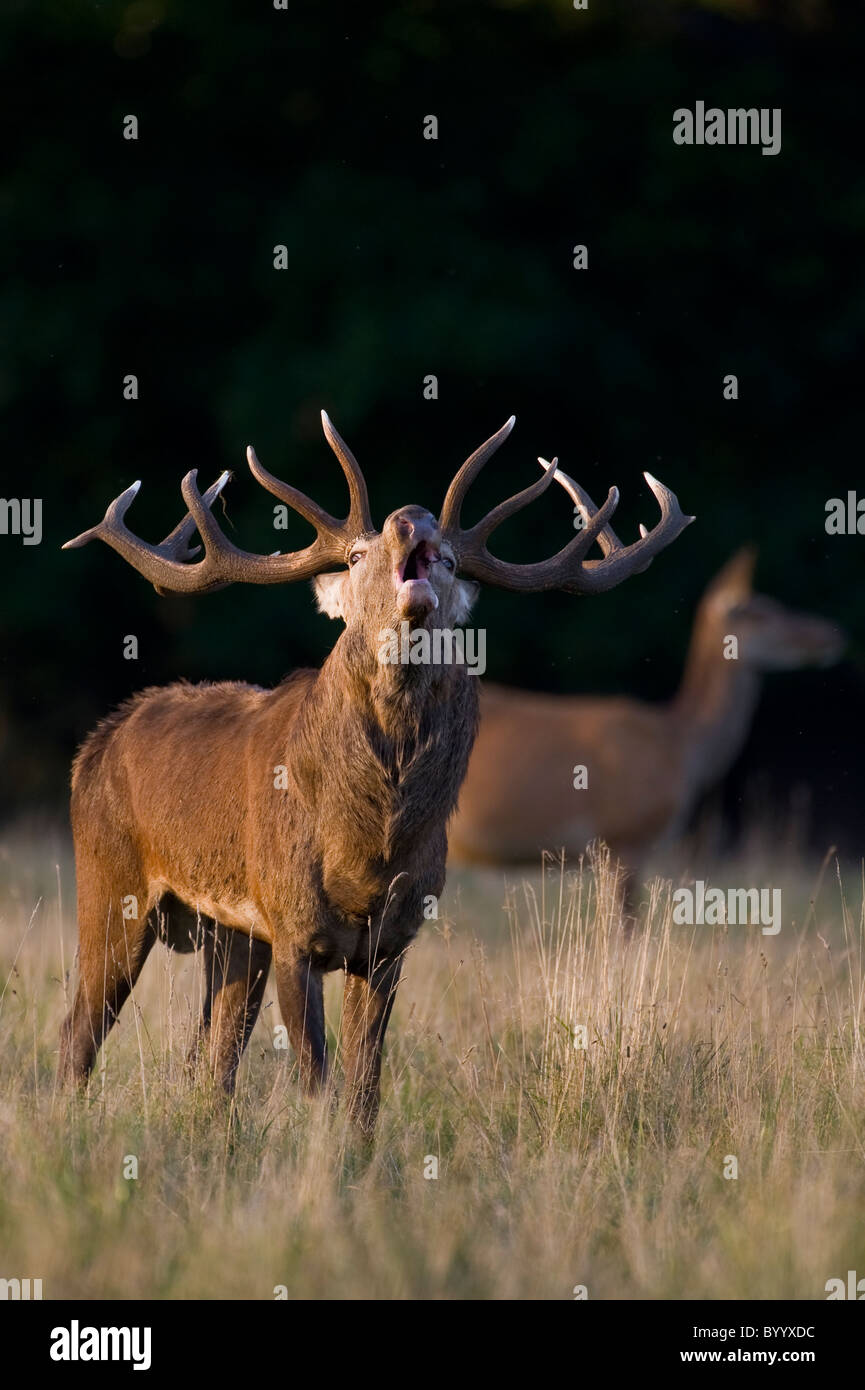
(701, 548, 846, 671)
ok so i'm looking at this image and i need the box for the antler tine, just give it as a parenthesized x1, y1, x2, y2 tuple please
(62, 479, 145, 553)
(538, 458, 625, 558)
(320, 410, 375, 536)
(61, 436, 374, 594)
(157, 471, 233, 562)
(446, 480, 621, 590)
(440, 419, 693, 594)
(454, 453, 623, 564)
(438, 417, 620, 588)
(463, 458, 560, 547)
(541, 461, 696, 585)
(551, 471, 694, 594)
(61, 470, 259, 593)
(63, 472, 232, 565)
(439, 416, 516, 533)
(247, 446, 341, 536)
(145, 471, 234, 596)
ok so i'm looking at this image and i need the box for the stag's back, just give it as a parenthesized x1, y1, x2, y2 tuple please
(70, 676, 315, 887)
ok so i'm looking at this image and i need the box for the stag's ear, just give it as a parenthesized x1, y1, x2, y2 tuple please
(313, 571, 349, 620)
(452, 577, 480, 623)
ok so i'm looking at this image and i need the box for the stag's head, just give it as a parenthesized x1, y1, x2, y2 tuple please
(314, 500, 475, 634)
(62, 412, 695, 664)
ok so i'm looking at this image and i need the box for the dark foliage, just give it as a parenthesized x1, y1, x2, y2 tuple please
(1, 0, 862, 852)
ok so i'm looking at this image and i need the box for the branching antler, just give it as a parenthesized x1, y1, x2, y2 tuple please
(537, 459, 693, 592)
(439, 419, 693, 594)
(62, 412, 376, 594)
(64, 412, 692, 599)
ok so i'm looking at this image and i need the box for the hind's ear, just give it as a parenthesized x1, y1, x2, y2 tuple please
(707, 546, 757, 603)
(312, 572, 349, 621)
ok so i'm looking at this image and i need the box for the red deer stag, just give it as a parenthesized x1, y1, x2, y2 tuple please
(451, 482, 844, 896)
(59, 414, 691, 1129)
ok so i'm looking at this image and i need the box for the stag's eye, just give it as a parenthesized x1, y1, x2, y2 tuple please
(349, 550, 366, 567)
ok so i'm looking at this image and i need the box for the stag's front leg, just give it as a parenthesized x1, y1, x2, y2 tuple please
(341, 956, 402, 1133)
(193, 925, 272, 1093)
(272, 944, 328, 1095)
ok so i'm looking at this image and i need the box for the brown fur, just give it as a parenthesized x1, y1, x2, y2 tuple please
(450, 550, 845, 894)
(59, 422, 692, 1127)
(60, 507, 480, 1130)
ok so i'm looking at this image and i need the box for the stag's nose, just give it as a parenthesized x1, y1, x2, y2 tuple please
(390, 508, 441, 549)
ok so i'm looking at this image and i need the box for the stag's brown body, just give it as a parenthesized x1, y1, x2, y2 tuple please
(59, 414, 691, 1128)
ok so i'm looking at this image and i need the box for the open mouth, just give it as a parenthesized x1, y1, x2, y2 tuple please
(395, 541, 439, 617)
(397, 541, 437, 585)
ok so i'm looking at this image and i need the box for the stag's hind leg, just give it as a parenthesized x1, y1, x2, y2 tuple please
(59, 846, 156, 1086)
(193, 924, 271, 1093)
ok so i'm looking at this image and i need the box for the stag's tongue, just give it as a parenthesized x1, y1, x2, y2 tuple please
(396, 542, 439, 620)
(397, 577, 438, 619)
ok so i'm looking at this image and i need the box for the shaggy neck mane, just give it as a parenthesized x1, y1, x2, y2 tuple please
(325, 627, 471, 740)
(285, 630, 479, 857)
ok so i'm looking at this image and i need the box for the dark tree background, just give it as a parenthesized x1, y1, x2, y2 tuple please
(1, 0, 862, 855)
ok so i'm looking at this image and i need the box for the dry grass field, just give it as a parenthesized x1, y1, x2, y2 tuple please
(1, 822, 863, 1300)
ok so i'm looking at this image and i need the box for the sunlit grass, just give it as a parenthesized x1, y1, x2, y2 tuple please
(0, 825, 863, 1299)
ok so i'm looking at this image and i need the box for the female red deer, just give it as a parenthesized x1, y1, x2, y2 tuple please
(59, 414, 691, 1128)
(451, 476, 844, 893)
